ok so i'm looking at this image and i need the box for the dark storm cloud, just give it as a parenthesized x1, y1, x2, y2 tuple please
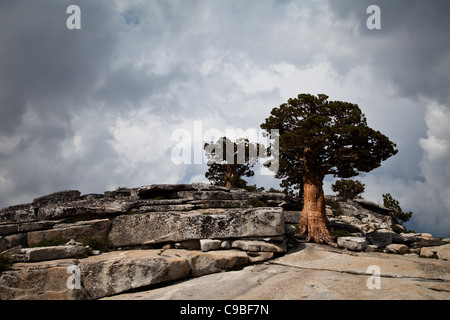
(0, 0, 448, 236)
(0, 1, 120, 133)
(0, 0, 122, 204)
(329, 0, 450, 105)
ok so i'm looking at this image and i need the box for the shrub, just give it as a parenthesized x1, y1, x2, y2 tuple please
(325, 198, 343, 215)
(266, 187, 284, 193)
(83, 237, 110, 253)
(241, 198, 268, 208)
(0, 255, 13, 274)
(382, 193, 413, 224)
(31, 238, 68, 248)
(329, 229, 354, 237)
(331, 179, 365, 200)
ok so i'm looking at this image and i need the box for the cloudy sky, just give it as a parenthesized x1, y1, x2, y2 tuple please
(1, 0, 449, 237)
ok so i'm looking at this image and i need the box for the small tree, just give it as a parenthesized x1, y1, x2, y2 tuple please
(382, 193, 413, 225)
(261, 93, 398, 244)
(332, 179, 365, 200)
(204, 137, 264, 189)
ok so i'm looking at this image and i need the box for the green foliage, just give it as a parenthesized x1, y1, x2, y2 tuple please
(0, 255, 13, 274)
(325, 198, 344, 215)
(331, 179, 365, 200)
(267, 187, 283, 193)
(244, 184, 265, 192)
(382, 193, 413, 224)
(329, 229, 354, 237)
(392, 224, 406, 234)
(31, 238, 68, 247)
(204, 137, 266, 189)
(260, 93, 398, 200)
(83, 237, 110, 253)
(241, 198, 268, 208)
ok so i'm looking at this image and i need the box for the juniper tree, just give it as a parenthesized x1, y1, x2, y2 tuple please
(204, 137, 264, 189)
(382, 193, 413, 225)
(332, 179, 365, 200)
(261, 93, 398, 244)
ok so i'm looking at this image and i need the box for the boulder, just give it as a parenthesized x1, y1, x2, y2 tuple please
(393, 232, 421, 244)
(337, 237, 368, 252)
(420, 246, 438, 258)
(365, 245, 379, 252)
(3, 233, 27, 249)
(108, 208, 285, 247)
(178, 191, 233, 201)
(33, 190, 81, 206)
(79, 250, 190, 299)
(191, 183, 229, 191)
(284, 211, 301, 224)
(385, 244, 409, 254)
(34, 198, 127, 221)
(410, 238, 446, 248)
(104, 187, 134, 198)
(420, 233, 433, 239)
(420, 244, 450, 260)
(231, 240, 286, 253)
(247, 251, 274, 263)
(179, 249, 249, 277)
(0, 259, 91, 300)
(436, 244, 450, 261)
(200, 239, 222, 252)
(0, 248, 250, 300)
(220, 240, 232, 249)
(0, 204, 35, 224)
(17, 245, 89, 262)
(27, 219, 111, 247)
(136, 184, 194, 199)
(0, 224, 18, 236)
(366, 229, 396, 248)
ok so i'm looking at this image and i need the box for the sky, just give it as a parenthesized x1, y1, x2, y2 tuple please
(0, 0, 449, 237)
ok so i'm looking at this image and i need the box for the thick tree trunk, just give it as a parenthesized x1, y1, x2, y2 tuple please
(225, 165, 233, 189)
(298, 173, 334, 244)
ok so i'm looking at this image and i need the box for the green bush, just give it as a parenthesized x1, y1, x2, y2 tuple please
(331, 179, 365, 200)
(83, 237, 110, 253)
(0, 255, 13, 274)
(241, 198, 268, 208)
(382, 193, 413, 224)
(325, 198, 343, 215)
(31, 238, 68, 247)
(329, 229, 354, 237)
(266, 187, 284, 193)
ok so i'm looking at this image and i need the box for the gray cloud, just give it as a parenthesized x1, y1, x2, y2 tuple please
(0, 0, 449, 236)
(329, 0, 450, 105)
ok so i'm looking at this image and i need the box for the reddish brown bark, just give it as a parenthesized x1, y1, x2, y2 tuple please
(298, 172, 334, 244)
(225, 165, 233, 189)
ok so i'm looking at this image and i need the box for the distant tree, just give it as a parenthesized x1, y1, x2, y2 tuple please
(382, 193, 413, 225)
(261, 93, 398, 244)
(204, 137, 264, 189)
(332, 179, 365, 200)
